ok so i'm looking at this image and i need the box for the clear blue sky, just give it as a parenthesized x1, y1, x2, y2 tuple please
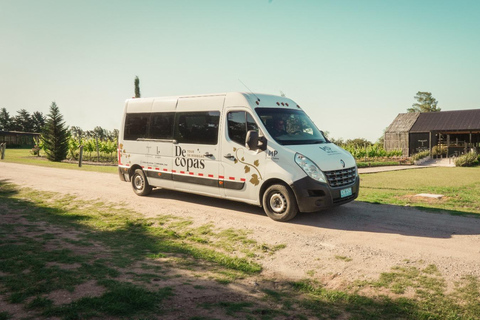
(1, 0, 479, 142)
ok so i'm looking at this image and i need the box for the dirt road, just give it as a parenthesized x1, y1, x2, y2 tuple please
(1, 162, 479, 290)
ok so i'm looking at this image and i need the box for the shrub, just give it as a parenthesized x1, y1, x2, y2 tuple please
(30, 145, 40, 156)
(412, 150, 430, 162)
(454, 152, 479, 167)
(432, 145, 447, 157)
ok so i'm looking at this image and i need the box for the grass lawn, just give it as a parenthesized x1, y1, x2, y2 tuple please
(1, 148, 117, 174)
(359, 167, 480, 216)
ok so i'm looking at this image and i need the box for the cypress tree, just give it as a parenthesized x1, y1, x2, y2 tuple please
(134, 76, 141, 98)
(41, 102, 70, 162)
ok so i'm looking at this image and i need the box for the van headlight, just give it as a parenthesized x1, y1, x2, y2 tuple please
(295, 153, 327, 183)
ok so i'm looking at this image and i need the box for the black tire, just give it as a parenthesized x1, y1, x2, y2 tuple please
(262, 184, 298, 222)
(131, 169, 152, 196)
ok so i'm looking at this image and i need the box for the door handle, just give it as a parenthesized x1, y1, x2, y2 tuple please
(204, 152, 214, 158)
(224, 153, 236, 160)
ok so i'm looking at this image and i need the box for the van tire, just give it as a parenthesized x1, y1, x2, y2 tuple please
(132, 169, 152, 196)
(262, 184, 298, 221)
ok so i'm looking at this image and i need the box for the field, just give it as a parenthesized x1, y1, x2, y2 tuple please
(359, 167, 480, 216)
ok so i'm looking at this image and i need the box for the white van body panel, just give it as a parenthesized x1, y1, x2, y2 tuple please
(118, 92, 360, 221)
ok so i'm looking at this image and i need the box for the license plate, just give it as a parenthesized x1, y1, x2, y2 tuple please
(340, 188, 352, 198)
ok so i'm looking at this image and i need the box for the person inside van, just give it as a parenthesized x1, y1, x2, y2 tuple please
(271, 118, 287, 137)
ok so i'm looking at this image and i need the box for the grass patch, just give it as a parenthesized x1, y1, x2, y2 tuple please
(0, 312, 11, 320)
(0, 148, 117, 174)
(43, 280, 173, 319)
(335, 255, 353, 262)
(359, 167, 480, 216)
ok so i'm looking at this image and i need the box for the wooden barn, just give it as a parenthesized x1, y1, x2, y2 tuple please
(0, 131, 40, 148)
(384, 109, 480, 157)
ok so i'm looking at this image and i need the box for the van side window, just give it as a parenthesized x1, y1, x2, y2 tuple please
(150, 113, 174, 139)
(174, 111, 220, 145)
(227, 111, 259, 145)
(124, 113, 150, 140)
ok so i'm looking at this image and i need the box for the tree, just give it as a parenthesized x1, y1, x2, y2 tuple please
(31, 111, 46, 133)
(41, 102, 70, 162)
(13, 109, 35, 132)
(134, 76, 141, 98)
(345, 138, 372, 147)
(407, 91, 441, 113)
(93, 126, 107, 140)
(0, 108, 13, 131)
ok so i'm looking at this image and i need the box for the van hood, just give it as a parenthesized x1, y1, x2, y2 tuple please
(287, 143, 356, 172)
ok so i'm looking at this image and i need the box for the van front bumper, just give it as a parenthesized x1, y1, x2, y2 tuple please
(290, 176, 360, 213)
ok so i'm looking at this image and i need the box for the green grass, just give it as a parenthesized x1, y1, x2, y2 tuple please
(359, 167, 480, 216)
(357, 160, 404, 168)
(1, 148, 117, 173)
(0, 181, 268, 319)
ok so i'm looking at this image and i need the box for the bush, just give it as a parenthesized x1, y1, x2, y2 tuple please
(432, 145, 447, 157)
(454, 152, 479, 167)
(412, 150, 430, 162)
(30, 145, 40, 156)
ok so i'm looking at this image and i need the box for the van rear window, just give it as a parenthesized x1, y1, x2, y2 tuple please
(124, 114, 149, 140)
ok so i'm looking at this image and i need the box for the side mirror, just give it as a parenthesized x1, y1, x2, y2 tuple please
(246, 130, 267, 151)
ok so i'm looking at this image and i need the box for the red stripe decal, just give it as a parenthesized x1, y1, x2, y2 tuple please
(219, 176, 224, 179)
(198, 173, 204, 176)
(163, 168, 168, 172)
(172, 170, 176, 173)
(189, 172, 194, 175)
(148, 167, 152, 169)
(208, 174, 214, 178)
(229, 177, 235, 180)
(180, 171, 185, 174)
(155, 168, 159, 171)
(241, 178, 246, 182)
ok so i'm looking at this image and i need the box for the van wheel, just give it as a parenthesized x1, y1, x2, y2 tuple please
(132, 169, 152, 196)
(262, 184, 298, 221)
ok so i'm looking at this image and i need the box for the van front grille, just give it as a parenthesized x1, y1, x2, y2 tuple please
(324, 167, 356, 188)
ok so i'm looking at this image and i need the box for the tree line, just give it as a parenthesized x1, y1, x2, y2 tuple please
(0, 108, 46, 132)
(2, 103, 118, 163)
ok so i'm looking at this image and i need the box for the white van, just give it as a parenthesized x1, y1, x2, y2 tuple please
(118, 92, 359, 221)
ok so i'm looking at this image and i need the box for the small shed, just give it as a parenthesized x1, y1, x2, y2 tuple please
(384, 113, 420, 156)
(0, 131, 40, 148)
(385, 109, 480, 157)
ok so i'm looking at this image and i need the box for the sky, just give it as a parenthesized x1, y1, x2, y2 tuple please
(1, 0, 479, 142)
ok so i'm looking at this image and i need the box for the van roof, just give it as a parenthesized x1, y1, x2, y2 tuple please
(125, 92, 300, 113)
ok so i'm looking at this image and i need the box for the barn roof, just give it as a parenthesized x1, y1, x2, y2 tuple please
(385, 113, 420, 133)
(410, 109, 480, 132)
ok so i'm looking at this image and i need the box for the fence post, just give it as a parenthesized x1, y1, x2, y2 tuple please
(79, 145, 83, 167)
(0, 143, 5, 160)
(96, 137, 100, 162)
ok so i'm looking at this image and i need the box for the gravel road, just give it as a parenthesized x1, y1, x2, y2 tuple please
(1, 162, 479, 290)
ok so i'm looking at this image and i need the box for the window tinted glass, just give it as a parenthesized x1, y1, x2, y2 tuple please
(247, 113, 258, 132)
(124, 113, 149, 140)
(227, 111, 259, 145)
(255, 108, 327, 145)
(227, 111, 246, 145)
(174, 111, 220, 145)
(150, 113, 174, 139)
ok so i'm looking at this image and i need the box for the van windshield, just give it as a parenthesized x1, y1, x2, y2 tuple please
(255, 108, 327, 145)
